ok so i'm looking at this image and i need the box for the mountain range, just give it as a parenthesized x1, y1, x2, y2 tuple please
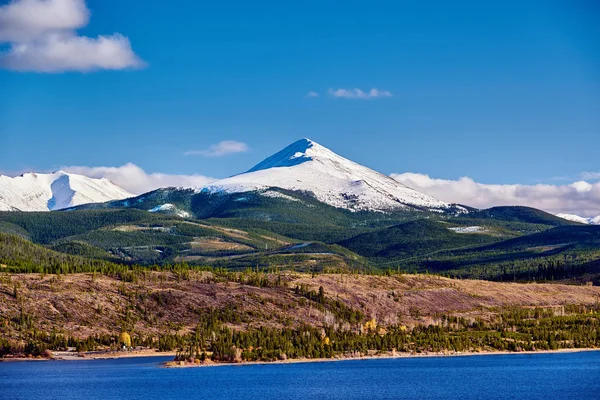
(1, 138, 600, 283)
(2, 139, 596, 224)
(0, 171, 132, 212)
(0, 139, 465, 214)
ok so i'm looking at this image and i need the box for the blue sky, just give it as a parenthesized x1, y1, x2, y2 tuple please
(0, 0, 599, 188)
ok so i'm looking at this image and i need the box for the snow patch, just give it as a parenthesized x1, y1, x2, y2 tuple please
(448, 226, 485, 233)
(454, 205, 470, 215)
(148, 203, 190, 218)
(261, 190, 302, 202)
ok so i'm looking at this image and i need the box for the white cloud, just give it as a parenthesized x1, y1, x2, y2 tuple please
(0, 0, 144, 72)
(581, 172, 600, 181)
(62, 163, 214, 194)
(184, 140, 250, 157)
(391, 173, 600, 217)
(571, 180, 593, 193)
(1, 33, 144, 72)
(328, 88, 392, 100)
(305, 91, 319, 98)
(0, 0, 89, 42)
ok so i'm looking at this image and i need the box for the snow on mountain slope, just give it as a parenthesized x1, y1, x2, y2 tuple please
(149, 203, 191, 218)
(556, 213, 600, 225)
(0, 201, 18, 211)
(203, 138, 450, 212)
(0, 171, 133, 212)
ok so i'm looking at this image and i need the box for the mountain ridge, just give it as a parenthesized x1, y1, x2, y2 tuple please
(0, 171, 133, 212)
(556, 213, 600, 225)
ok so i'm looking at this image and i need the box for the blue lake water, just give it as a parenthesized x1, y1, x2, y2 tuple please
(1, 351, 599, 400)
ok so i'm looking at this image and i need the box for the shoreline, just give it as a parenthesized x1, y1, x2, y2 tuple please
(163, 347, 600, 368)
(0, 349, 177, 363)
(2, 347, 598, 365)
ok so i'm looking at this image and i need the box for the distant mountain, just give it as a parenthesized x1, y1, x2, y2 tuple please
(556, 213, 600, 225)
(203, 138, 456, 212)
(1, 139, 598, 281)
(0, 171, 133, 211)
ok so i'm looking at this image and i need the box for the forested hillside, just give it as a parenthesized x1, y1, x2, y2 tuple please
(1, 196, 597, 283)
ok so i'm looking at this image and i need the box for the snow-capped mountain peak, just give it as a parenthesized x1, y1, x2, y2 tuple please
(0, 171, 133, 212)
(204, 138, 450, 212)
(247, 138, 337, 172)
(556, 213, 600, 225)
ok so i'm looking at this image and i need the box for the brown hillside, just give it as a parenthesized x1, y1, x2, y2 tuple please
(1, 272, 599, 340)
